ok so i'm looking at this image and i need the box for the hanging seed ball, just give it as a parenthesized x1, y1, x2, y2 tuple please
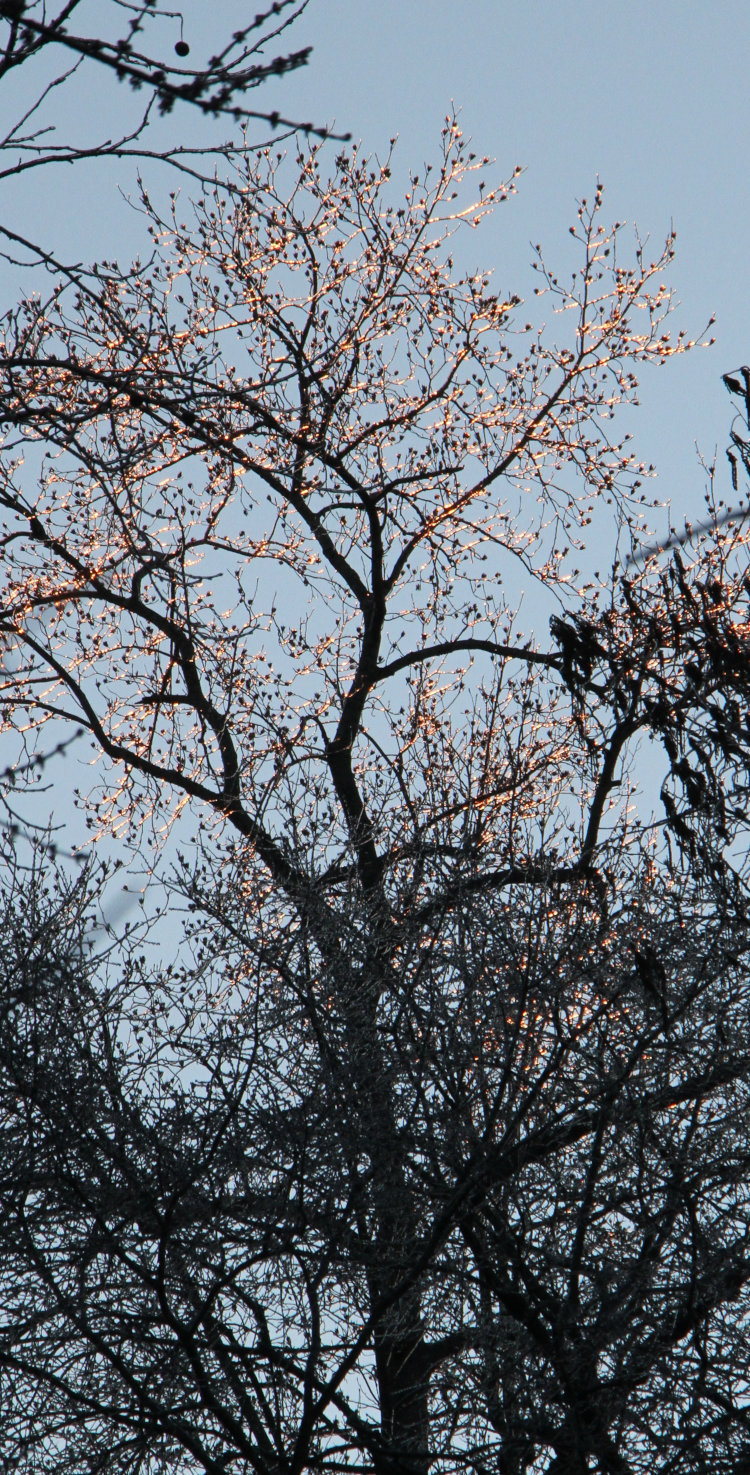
(174, 40, 190, 57)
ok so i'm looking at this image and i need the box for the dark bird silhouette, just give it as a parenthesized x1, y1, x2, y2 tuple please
(634, 945, 666, 998)
(634, 944, 670, 1027)
(550, 614, 606, 690)
(723, 373, 744, 397)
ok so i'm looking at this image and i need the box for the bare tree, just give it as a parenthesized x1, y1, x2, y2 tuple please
(1, 125, 750, 1473)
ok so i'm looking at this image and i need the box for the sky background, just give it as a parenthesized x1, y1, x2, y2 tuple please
(1, 0, 748, 883)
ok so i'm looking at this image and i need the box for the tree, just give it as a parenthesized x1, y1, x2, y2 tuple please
(2, 123, 750, 1473)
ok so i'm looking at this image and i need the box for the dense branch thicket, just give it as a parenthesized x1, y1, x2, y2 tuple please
(1, 124, 750, 1475)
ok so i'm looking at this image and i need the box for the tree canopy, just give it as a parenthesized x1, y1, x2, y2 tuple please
(1, 121, 750, 1475)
